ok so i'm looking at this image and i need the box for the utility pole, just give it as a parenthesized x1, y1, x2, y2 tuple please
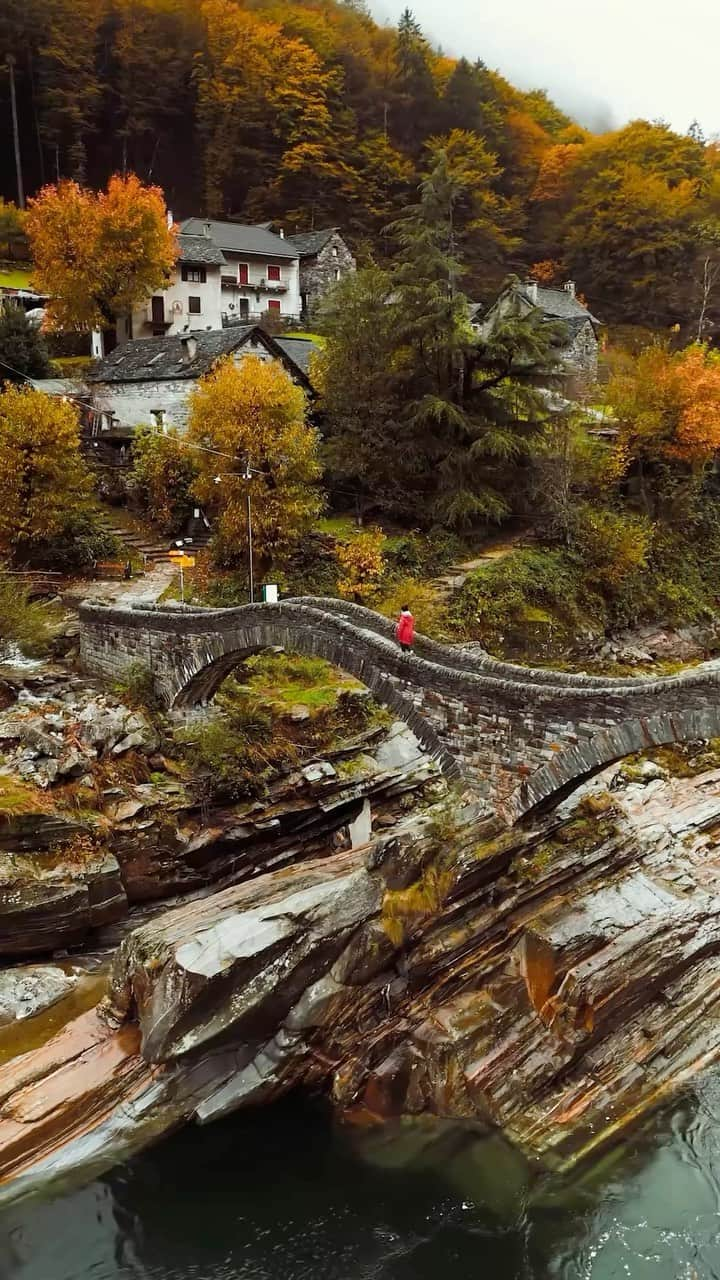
(6, 56, 25, 209)
(246, 480, 254, 603)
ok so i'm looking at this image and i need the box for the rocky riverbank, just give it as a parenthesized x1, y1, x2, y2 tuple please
(2, 703, 720, 1204)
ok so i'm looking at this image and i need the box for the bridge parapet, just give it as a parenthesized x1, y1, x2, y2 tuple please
(79, 599, 720, 823)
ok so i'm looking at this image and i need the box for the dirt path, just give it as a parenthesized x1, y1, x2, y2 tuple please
(433, 530, 528, 597)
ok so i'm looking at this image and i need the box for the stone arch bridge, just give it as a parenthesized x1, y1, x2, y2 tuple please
(79, 597, 720, 824)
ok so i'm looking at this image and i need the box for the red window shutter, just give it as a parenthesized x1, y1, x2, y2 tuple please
(267, 299, 281, 311)
(267, 264, 281, 281)
(238, 263, 249, 284)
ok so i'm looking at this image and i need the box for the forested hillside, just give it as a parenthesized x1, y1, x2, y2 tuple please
(2, 0, 720, 327)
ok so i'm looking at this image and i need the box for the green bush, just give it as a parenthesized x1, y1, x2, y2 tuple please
(450, 548, 590, 654)
(112, 663, 163, 713)
(0, 576, 61, 657)
(175, 691, 296, 802)
(23, 512, 120, 572)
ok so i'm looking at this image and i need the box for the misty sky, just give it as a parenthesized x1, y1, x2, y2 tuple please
(369, 0, 720, 136)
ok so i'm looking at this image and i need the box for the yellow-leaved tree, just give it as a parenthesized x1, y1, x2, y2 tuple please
(189, 356, 322, 573)
(0, 385, 94, 559)
(26, 174, 177, 334)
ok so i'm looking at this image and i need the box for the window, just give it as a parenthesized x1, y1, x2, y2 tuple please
(181, 265, 206, 283)
(334, 268, 340, 281)
(332, 245, 339, 258)
(150, 410, 165, 430)
(267, 264, 281, 281)
(267, 299, 281, 311)
(238, 263, 249, 284)
(188, 296, 201, 314)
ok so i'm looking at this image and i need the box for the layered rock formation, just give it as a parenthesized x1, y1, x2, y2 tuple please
(4, 755, 720, 1203)
(0, 662, 438, 956)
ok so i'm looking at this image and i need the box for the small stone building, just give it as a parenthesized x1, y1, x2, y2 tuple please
(86, 327, 319, 457)
(286, 229, 356, 320)
(478, 279, 600, 392)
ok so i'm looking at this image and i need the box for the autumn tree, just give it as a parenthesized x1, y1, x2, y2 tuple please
(130, 424, 198, 535)
(0, 384, 95, 560)
(424, 129, 518, 293)
(188, 356, 322, 571)
(608, 343, 720, 518)
(195, 0, 334, 216)
(25, 174, 177, 338)
(336, 528, 386, 603)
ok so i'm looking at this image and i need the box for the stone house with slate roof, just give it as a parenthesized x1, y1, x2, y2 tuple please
(285, 228, 356, 319)
(478, 279, 600, 391)
(86, 327, 318, 448)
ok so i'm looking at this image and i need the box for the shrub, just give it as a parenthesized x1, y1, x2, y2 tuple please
(130, 425, 198, 535)
(568, 503, 651, 592)
(176, 692, 296, 802)
(0, 576, 61, 657)
(450, 548, 590, 654)
(336, 528, 386, 603)
(112, 663, 163, 713)
(23, 511, 119, 571)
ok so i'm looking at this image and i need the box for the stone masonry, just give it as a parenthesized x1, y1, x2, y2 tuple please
(79, 598, 720, 824)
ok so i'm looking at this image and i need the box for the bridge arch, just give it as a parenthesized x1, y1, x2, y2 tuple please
(165, 616, 463, 783)
(507, 705, 720, 822)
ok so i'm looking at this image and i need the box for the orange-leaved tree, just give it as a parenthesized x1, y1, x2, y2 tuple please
(0, 385, 93, 556)
(188, 355, 323, 572)
(336, 529, 386, 603)
(26, 174, 177, 334)
(608, 343, 720, 516)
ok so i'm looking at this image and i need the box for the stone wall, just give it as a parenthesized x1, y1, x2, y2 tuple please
(79, 599, 720, 823)
(90, 378, 194, 433)
(300, 233, 356, 318)
(562, 319, 599, 390)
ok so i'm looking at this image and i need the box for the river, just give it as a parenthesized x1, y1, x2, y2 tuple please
(3, 1074, 720, 1280)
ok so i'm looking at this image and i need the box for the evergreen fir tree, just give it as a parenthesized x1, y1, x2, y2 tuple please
(0, 304, 52, 382)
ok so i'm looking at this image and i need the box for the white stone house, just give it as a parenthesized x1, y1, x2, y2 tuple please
(181, 218, 301, 326)
(477, 278, 600, 390)
(117, 233, 228, 344)
(86, 326, 317, 449)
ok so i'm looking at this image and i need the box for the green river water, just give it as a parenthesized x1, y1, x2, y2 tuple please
(2, 1076, 720, 1280)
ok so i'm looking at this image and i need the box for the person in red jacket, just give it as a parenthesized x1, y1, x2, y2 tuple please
(396, 605, 415, 653)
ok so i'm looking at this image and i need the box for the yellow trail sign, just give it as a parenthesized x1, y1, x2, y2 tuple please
(169, 553, 195, 568)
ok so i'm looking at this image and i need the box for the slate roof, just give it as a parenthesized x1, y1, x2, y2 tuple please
(88, 327, 261, 383)
(275, 337, 321, 376)
(177, 234, 227, 267)
(180, 218, 298, 260)
(519, 284, 599, 326)
(88, 325, 315, 389)
(28, 378, 80, 397)
(286, 228, 339, 257)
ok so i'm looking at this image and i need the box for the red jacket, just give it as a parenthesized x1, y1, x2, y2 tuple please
(396, 611, 415, 645)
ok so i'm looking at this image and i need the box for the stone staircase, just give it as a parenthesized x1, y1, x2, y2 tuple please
(99, 518, 176, 566)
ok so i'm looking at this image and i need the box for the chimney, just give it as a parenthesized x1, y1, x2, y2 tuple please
(564, 280, 576, 299)
(180, 334, 197, 362)
(203, 221, 212, 239)
(526, 280, 538, 305)
(166, 208, 173, 229)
